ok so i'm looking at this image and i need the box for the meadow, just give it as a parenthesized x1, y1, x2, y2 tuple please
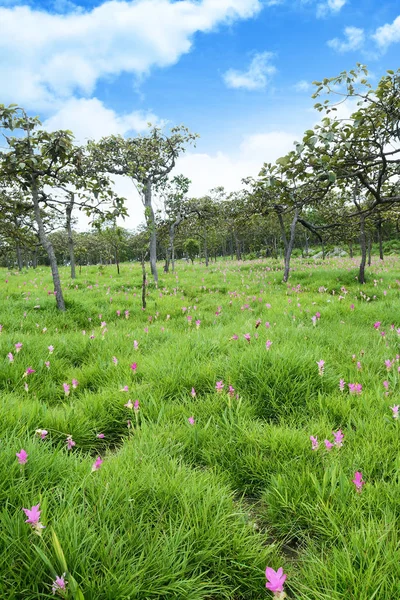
(0, 255, 399, 600)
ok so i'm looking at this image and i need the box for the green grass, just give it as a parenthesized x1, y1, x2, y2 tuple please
(0, 255, 399, 599)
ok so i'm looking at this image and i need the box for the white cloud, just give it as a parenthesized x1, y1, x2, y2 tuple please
(294, 80, 311, 92)
(373, 15, 400, 50)
(316, 0, 346, 18)
(327, 26, 365, 52)
(43, 97, 159, 142)
(223, 52, 277, 90)
(0, 0, 263, 110)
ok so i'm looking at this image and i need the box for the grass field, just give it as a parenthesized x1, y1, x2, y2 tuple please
(0, 255, 399, 599)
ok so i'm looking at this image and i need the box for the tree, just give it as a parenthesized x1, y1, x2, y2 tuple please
(89, 125, 198, 285)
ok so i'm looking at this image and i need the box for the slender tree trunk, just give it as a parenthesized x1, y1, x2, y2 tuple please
(141, 255, 147, 309)
(322, 241, 326, 260)
(377, 220, 384, 260)
(144, 180, 158, 285)
(283, 208, 299, 283)
(277, 210, 289, 257)
(304, 233, 309, 257)
(204, 228, 209, 267)
(234, 230, 241, 260)
(359, 215, 367, 284)
(367, 234, 372, 267)
(349, 242, 353, 258)
(32, 179, 65, 310)
(16, 245, 23, 270)
(66, 200, 76, 279)
(32, 247, 38, 269)
(115, 247, 120, 275)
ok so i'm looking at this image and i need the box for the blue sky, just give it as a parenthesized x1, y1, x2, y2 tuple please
(0, 0, 399, 226)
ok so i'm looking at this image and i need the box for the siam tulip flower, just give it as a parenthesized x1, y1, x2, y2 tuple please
(15, 342, 23, 352)
(92, 456, 103, 471)
(24, 367, 35, 377)
(352, 471, 365, 492)
(333, 430, 344, 448)
(266, 303, 271, 309)
(310, 436, 319, 451)
(231, 334, 239, 340)
(350, 304, 355, 310)
(244, 333, 251, 342)
(188, 416, 195, 425)
(311, 315, 317, 326)
(348, 383, 362, 395)
(16, 449, 28, 464)
(127, 420, 132, 428)
(265, 566, 287, 596)
(120, 385, 129, 392)
(339, 378, 346, 392)
(191, 387, 196, 397)
(134, 340, 139, 350)
(7, 352, 14, 363)
(373, 322, 381, 329)
(116, 310, 121, 316)
(383, 380, 389, 390)
(195, 320, 201, 329)
(228, 385, 235, 398)
(317, 360, 325, 376)
(385, 359, 393, 371)
(380, 331, 386, 337)
(96, 433, 105, 439)
(266, 340, 273, 350)
(357, 361, 362, 371)
(134, 400, 140, 412)
(390, 405, 399, 419)
(255, 319, 261, 329)
(71, 379, 78, 389)
(187, 315, 192, 324)
(35, 429, 48, 439)
(130, 363, 137, 372)
(125, 310, 130, 319)
(112, 356, 118, 365)
(45, 361, 50, 369)
(48, 345, 54, 354)
(23, 503, 44, 533)
(124, 399, 133, 409)
(324, 439, 334, 451)
(265, 322, 270, 328)
(63, 383, 70, 396)
(100, 321, 107, 328)
(66, 436, 75, 450)
(52, 574, 67, 596)
(315, 312, 321, 319)
(24, 383, 29, 392)
(215, 380, 224, 392)
(144, 327, 149, 334)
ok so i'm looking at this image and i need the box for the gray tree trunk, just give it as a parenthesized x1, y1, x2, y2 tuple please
(144, 180, 158, 285)
(283, 208, 299, 283)
(377, 220, 384, 260)
(32, 179, 66, 310)
(367, 233, 372, 267)
(66, 200, 76, 279)
(204, 227, 209, 267)
(359, 215, 367, 284)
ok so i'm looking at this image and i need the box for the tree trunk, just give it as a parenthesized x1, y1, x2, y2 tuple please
(115, 247, 120, 275)
(304, 233, 309, 257)
(144, 180, 158, 285)
(283, 208, 299, 283)
(322, 241, 326, 260)
(359, 215, 367, 284)
(204, 228, 209, 267)
(32, 179, 66, 310)
(32, 248, 38, 269)
(349, 242, 353, 258)
(141, 255, 147, 309)
(234, 230, 241, 260)
(377, 220, 384, 260)
(16, 245, 23, 270)
(66, 200, 76, 279)
(277, 210, 289, 257)
(367, 234, 372, 267)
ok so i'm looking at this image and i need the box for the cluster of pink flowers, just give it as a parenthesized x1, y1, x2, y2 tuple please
(310, 430, 344, 452)
(317, 360, 325, 376)
(348, 383, 362, 395)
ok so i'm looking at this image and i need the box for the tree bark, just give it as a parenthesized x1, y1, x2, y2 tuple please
(16, 245, 23, 270)
(66, 199, 76, 279)
(359, 215, 367, 284)
(32, 178, 66, 310)
(283, 208, 299, 283)
(144, 180, 158, 285)
(141, 255, 147, 309)
(367, 233, 372, 267)
(349, 242, 353, 258)
(277, 210, 289, 257)
(204, 227, 209, 267)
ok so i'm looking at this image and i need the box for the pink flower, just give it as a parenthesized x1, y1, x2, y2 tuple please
(195, 320, 201, 329)
(52, 574, 67, 595)
(24, 367, 35, 377)
(383, 380, 389, 390)
(228, 385, 235, 398)
(125, 310, 130, 319)
(266, 340, 272, 350)
(215, 381, 224, 392)
(63, 383, 70, 396)
(255, 319, 261, 329)
(352, 471, 365, 492)
(134, 400, 140, 412)
(124, 399, 133, 409)
(7, 352, 14, 363)
(191, 387, 196, 397)
(244, 333, 251, 342)
(48, 345, 54, 354)
(23, 503, 44, 532)
(315, 312, 321, 319)
(120, 386, 129, 392)
(71, 379, 78, 389)
(339, 378, 346, 392)
(265, 566, 287, 594)
(317, 360, 325, 376)
(92, 456, 103, 472)
(15, 342, 23, 352)
(333, 430, 344, 448)
(385, 359, 393, 371)
(66, 436, 75, 450)
(35, 429, 48, 439)
(324, 440, 334, 451)
(133, 340, 139, 350)
(45, 361, 50, 369)
(311, 315, 317, 326)
(231, 334, 239, 340)
(16, 449, 28, 464)
(390, 405, 399, 419)
(188, 416, 195, 425)
(130, 363, 137, 372)
(374, 322, 381, 329)
(265, 322, 270, 328)
(112, 356, 118, 365)
(348, 383, 362, 395)
(97, 433, 105, 439)
(357, 361, 362, 371)
(310, 436, 318, 450)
